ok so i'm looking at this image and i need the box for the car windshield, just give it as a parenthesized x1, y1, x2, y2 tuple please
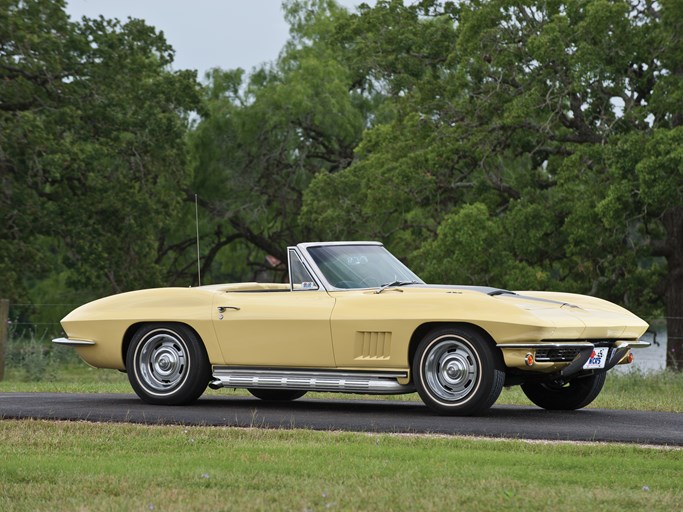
(306, 245, 423, 289)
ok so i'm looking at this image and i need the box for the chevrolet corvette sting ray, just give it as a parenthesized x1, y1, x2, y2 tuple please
(53, 241, 650, 415)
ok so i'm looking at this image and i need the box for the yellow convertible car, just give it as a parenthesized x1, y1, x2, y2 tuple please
(53, 241, 649, 415)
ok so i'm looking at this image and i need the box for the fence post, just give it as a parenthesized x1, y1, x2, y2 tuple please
(0, 299, 8, 381)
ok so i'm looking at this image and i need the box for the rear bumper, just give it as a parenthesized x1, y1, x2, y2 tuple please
(52, 337, 96, 347)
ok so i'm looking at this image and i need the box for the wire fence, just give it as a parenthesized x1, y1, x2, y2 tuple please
(1, 302, 84, 381)
(5, 303, 81, 333)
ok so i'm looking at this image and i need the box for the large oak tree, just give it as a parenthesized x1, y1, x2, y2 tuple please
(301, 0, 683, 368)
(1, 0, 201, 302)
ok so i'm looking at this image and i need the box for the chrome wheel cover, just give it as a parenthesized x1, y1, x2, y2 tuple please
(136, 330, 189, 394)
(423, 336, 479, 402)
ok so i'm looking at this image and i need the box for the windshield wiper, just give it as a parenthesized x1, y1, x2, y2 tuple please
(375, 280, 419, 294)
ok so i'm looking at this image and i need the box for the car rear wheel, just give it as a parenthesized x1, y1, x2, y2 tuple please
(413, 327, 505, 416)
(126, 323, 210, 405)
(520, 372, 606, 410)
(247, 389, 307, 401)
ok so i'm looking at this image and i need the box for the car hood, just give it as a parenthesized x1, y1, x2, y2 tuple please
(405, 284, 649, 340)
(414, 284, 580, 307)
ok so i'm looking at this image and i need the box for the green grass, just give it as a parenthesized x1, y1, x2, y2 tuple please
(2, 360, 682, 412)
(0, 420, 680, 512)
(500, 369, 683, 413)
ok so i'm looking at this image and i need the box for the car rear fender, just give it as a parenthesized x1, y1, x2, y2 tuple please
(121, 323, 143, 367)
(121, 322, 209, 369)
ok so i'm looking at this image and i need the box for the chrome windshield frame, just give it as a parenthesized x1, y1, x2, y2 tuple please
(291, 241, 424, 292)
(286, 246, 326, 292)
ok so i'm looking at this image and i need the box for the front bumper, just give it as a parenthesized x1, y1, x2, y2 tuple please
(497, 340, 650, 378)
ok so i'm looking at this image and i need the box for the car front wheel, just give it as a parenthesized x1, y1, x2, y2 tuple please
(126, 323, 210, 405)
(413, 327, 505, 416)
(520, 372, 606, 410)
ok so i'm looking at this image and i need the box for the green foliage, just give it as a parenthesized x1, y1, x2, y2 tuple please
(417, 203, 548, 289)
(635, 128, 683, 211)
(299, 0, 680, 334)
(175, 0, 379, 283)
(1, 0, 202, 301)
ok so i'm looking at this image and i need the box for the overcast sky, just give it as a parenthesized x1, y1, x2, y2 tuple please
(65, 0, 372, 81)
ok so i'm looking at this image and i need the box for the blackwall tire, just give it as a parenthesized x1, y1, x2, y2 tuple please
(126, 323, 210, 405)
(521, 372, 606, 411)
(413, 327, 505, 416)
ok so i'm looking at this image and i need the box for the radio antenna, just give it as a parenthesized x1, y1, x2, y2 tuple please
(195, 193, 201, 286)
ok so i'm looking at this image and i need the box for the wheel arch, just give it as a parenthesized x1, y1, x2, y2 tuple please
(407, 322, 500, 379)
(121, 321, 207, 370)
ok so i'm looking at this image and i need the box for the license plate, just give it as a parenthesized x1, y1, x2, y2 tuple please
(583, 347, 609, 369)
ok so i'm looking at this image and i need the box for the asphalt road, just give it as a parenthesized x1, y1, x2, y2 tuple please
(1, 392, 681, 446)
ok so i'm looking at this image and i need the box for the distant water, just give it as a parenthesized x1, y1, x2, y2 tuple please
(614, 329, 667, 373)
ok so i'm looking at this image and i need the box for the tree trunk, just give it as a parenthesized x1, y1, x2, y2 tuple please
(664, 207, 683, 370)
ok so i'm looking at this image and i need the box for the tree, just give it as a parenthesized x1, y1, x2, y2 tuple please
(173, 0, 377, 284)
(1, 0, 202, 302)
(300, 0, 683, 368)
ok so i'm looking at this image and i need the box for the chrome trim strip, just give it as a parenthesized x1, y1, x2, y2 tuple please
(293, 241, 425, 293)
(297, 241, 383, 250)
(616, 340, 651, 348)
(209, 368, 413, 395)
(287, 247, 326, 292)
(498, 340, 651, 350)
(497, 342, 595, 349)
(52, 337, 96, 347)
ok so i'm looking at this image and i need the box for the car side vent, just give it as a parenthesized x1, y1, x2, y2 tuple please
(355, 331, 392, 360)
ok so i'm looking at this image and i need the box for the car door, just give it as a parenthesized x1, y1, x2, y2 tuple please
(211, 290, 336, 367)
(328, 289, 413, 369)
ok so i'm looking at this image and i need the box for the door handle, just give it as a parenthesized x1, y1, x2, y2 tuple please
(217, 306, 240, 313)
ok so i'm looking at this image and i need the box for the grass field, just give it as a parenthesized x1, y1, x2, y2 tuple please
(0, 420, 681, 512)
(1, 344, 681, 511)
